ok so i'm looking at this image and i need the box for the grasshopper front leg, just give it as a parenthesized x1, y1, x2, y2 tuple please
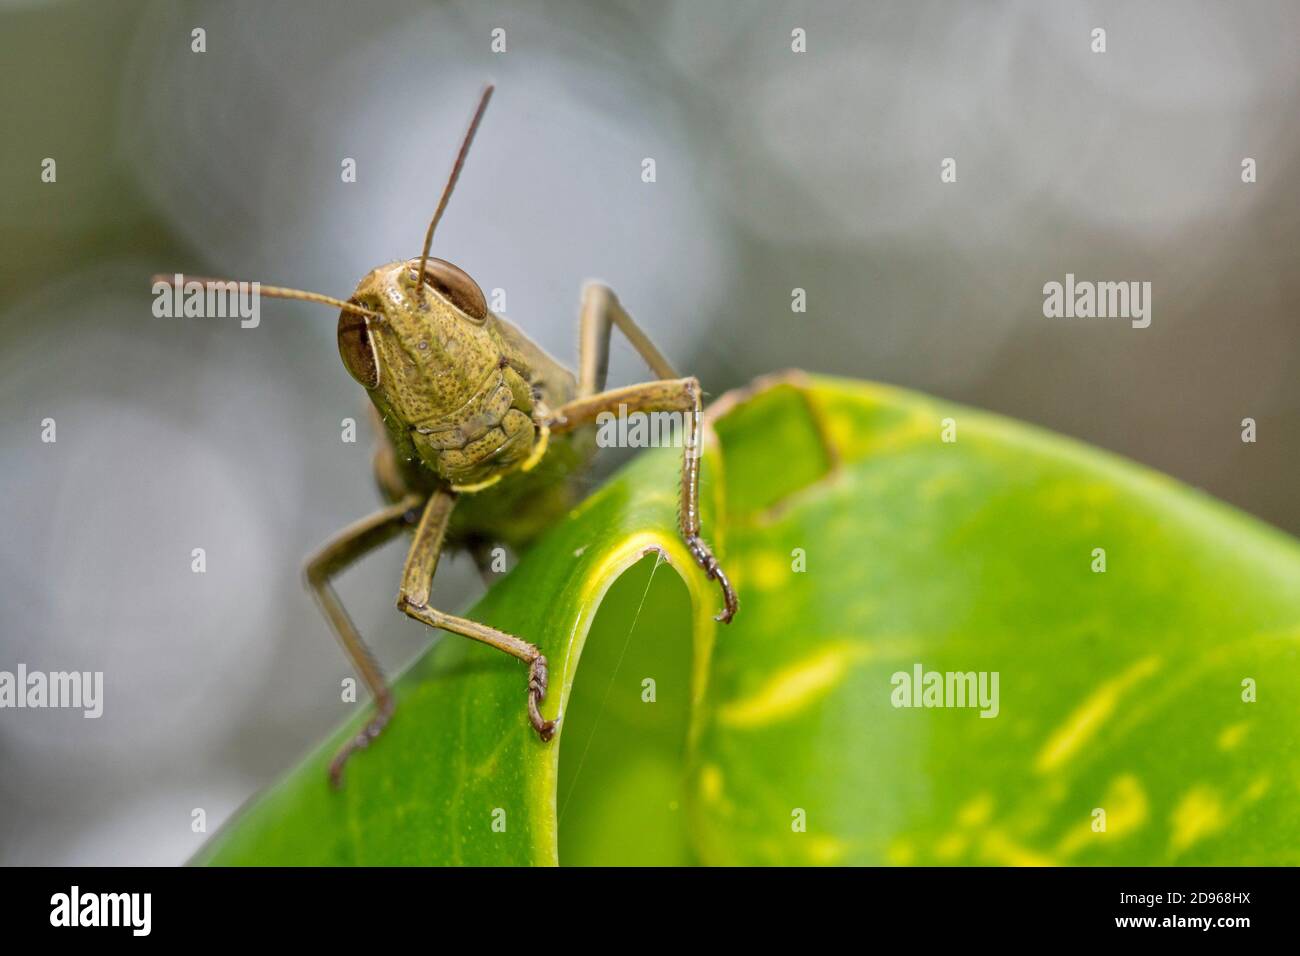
(549, 285, 738, 623)
(396, 489, 556, 744)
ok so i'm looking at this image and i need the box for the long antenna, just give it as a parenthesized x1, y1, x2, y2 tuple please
(151, 274, 383, 320)
(415, 84, 494, 292)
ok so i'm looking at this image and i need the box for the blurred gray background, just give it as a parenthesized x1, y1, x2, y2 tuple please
(1, 0, 1296, 864)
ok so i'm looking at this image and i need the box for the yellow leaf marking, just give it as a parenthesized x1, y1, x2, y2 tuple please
(1216, 722, 1250, 751)
(1243, 775, 1270, 803)
(1170, 785, 1225, 854)
(803, 835, 851, 865)
(957, 793, 995, 828)
(886, 838, 916, 865)
(697, 764, 725, 805)
(744, 550, 789, 591)
(934, 832, 969, 860)
(1034, 656, 1161, 774)
(980, 830, 1058, 867)
(718, 642, 870, 729)
(1056, 774, 1148, 857)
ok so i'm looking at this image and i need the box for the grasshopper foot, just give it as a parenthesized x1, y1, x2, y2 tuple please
(528, 655, 557, 741)
(328, 695, 395, 789)
(685, 535, 739, 624)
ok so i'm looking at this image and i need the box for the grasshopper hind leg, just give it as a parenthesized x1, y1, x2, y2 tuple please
(558, 284, 738, 622)
(303, 493, 425, 788)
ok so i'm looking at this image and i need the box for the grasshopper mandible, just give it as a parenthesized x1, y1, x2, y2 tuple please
(155, 85, 737, 787)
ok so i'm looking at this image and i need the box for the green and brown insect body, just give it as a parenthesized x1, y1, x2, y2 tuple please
(156, 85, 736, 788)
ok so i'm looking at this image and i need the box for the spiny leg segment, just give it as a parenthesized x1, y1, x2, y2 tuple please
(549, 284, 738, 622)
(304, 493, 424, 787)
(307, 488, 557, 788)
(395, 489, 556, 742)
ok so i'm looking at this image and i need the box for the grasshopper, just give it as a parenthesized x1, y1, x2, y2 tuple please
(156, 86, 736, 786)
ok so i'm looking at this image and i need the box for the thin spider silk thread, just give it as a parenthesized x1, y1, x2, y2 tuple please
(556, 551, 664, 825)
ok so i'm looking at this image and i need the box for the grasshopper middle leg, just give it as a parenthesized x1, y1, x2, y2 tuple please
(553, 284, 738, 622)
(396, 489, 557, 744)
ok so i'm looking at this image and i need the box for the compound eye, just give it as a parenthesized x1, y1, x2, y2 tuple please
(337, 305, 380, 388)
(421, 258, 488, 322)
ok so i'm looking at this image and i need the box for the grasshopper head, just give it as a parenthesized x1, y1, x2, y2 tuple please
(157, 86, 507, 479)
(337, 258, 499, 423)
(156, 86, 547, 490)
(339, 257, 544, 489)
(337, 84, 503, 436)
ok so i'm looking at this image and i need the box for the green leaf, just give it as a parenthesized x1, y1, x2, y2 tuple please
(195, 374, 1300, 866)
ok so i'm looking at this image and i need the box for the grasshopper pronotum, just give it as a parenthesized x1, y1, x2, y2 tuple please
(156, 86, 736, 786)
